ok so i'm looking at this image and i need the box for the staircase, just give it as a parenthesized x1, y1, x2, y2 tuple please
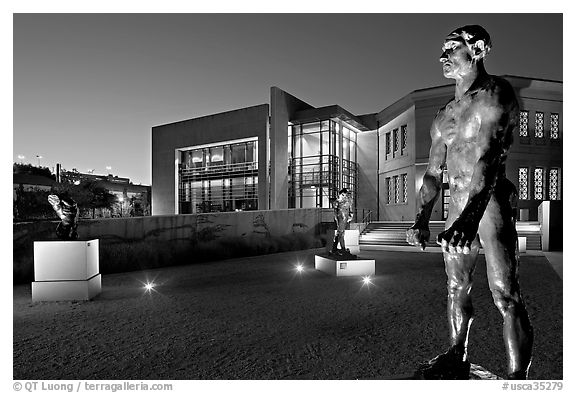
(516, 221, 542, 250)
(360, 221, 542, 250)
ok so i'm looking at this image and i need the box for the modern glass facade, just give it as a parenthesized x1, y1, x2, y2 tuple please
(288, 119, 358, 209)
(177, 138, 258, 214)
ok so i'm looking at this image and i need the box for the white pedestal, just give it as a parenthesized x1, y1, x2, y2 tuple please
(315, 255, 375, 277)
(32, 240, 101, 301)
(333, 229, 360, 254)
(518, 237, 527, 254)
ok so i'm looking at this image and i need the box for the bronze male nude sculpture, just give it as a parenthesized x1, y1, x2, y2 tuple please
(406, 25, 533, 380)
(48, 193, 79, 240)
(330, 188, 354, 256)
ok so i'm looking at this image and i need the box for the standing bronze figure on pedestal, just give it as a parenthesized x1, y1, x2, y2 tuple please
(330, 188, 354, 257)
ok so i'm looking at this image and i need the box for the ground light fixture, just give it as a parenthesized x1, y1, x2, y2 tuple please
(144, 282, 155, 292)
(295, 264, 304, 273)
(362, 275, 372, 286)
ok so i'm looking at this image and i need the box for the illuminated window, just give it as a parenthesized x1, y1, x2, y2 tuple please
(534, 167, 544, 200)
(519, 111, 529, 137)
(393, 129, 399, 154)
(401, 173, 407, 203)
(549, 168, 561, 200)
(386, 177, 391, 204)
(550, 113, 560, 139)
(393, 175, 399, 204)
(535, 112, 544, 138)
(518, 167, 529, 200)
(401, 125, 407, 155)
(178, 138, 258, 214)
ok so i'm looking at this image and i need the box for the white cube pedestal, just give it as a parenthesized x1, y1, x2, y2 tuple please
(32, 239, 101, 301)
(518, 237, 527, 254)
(315, 254, 375, 277)
(332, 229, 360, 254)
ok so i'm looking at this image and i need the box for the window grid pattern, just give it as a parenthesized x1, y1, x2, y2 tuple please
(385, 133, 391, 155)
(518, 167, 529, 200)
(534, 168, 544, 200)
(519, 111, 529, 137)
(549, 168, 560, 200)
(550, 113, 560, 139)
(535, 112, 544, 138)
(386, 177, 391, 204)
(401, 125, 407, 155)
(393, 176, 399, 204)
(401, 173, 407, 203)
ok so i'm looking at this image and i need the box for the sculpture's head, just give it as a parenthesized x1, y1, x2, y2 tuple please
(440, 25, 492, 79)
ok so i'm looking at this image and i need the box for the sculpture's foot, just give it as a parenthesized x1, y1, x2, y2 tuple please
(414, 347, 470, 380)
(507, 370, 528, 380)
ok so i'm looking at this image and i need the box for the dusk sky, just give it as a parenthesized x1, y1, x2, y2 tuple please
(13, 13, 563, 185)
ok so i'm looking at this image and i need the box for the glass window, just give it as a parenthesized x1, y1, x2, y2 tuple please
(393, 175, 399, 204)
(385, 133, 391, 155)
(519, 111, 529, 137)
(550, 113, 560, 139)
(302, 132, 320, 157)
(210, 146, 224, 164)
(302, 122, 321, 134)
(549, 168, 560, 200)
(393, 129, 399, 154)
(535, 112, 544, 138)
(518, 167, 529, 200)
(231, 144, 245, 164)
(246, 141, 255, 163)
(534, 167, 544, 200)
(402, 173, 408, 203)
(401, 125, 407, 155)
(386, 177, 391, 204)
(178, 138, 259, 214)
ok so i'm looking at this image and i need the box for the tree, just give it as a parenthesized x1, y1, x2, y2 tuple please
(53, 181, 117, 219)
(13, 163, 55, 180)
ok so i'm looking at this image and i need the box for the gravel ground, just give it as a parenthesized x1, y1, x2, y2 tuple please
(13, 249, 562, 380)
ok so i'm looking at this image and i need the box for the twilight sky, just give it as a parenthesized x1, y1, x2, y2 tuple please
(13, 13, 563, 185)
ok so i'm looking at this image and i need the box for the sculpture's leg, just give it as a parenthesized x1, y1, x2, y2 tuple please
(444, 244, 480, 354)
(338, 229, 347, 253)
(415, 234, 480, 379)
(330, 233, 339, 254)
(478, 197, 533, 380)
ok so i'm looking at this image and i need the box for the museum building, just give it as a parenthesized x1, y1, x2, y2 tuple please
(151, 76, 562, 223)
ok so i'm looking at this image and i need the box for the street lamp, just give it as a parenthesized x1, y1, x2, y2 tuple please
(36, 155, 43, 166)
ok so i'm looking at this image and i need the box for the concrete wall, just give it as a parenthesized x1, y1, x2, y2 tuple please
(151, 104, 269, 215)
(14, 208, 325, 284)
(269, 87, 314, 209)
(356, 130, 378, 221)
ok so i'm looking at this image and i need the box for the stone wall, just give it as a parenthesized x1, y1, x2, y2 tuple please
(14, 208, 326, 283)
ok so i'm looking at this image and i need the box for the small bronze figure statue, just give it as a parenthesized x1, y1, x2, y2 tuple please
(48, 193, 79, 240)
(329, 188, 354, 257)
(406, 25, 533, 380)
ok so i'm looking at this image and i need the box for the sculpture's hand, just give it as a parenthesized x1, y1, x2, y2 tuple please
(406, 225, 430, 250)
(48, 194, 66, 220)
(48, 194, 60, 208)
(436, 221, 477, 254)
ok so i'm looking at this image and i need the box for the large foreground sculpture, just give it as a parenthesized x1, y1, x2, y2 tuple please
(406, 25, 533, 380)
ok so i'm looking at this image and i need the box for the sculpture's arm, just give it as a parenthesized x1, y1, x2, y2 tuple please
(406, 120, 446, 250)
